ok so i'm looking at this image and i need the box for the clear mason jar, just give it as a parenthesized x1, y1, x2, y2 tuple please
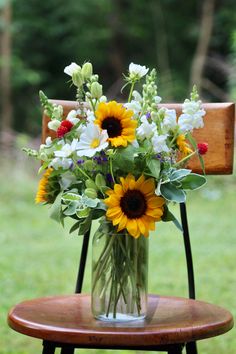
(91, 221, 148, 322)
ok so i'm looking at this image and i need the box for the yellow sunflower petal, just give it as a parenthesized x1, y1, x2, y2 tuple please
(106, 206, 122, 218)
(117, 214, 128, 232)
(126, 219, 140, 238)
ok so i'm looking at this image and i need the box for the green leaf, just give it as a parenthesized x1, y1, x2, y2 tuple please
(162, 206, 183, 232)
(160, 182, 186, 203)
(49, 192, 63, 223)
(198, 153, 206, 175)
(38, 161, 50, 175)
(180, 173, 206, 190)
(170, 168, 191, 182)
(186, 132, 197, 149)
(113, 145, 135, 171)
(69, 220, 83, 234)
(147, 158, 160, 179)
(78, 215, 92, 235)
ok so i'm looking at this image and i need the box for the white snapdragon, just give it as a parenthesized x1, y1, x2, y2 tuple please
(67, 110, 80, 125)
(129, 63, 149, 80)
(161, 108, 177, 131)
(178, 99, 205, 132)
(48, 119, 60, 131)
(54, 139, 79, 158)
(151, 133, 169, 153)
(50, 157, 73, 170)
(77, 124, 109, 157)
(136, 115, 156, 140)
(64, 62, 81, 76)
(124, 90, 142, 114)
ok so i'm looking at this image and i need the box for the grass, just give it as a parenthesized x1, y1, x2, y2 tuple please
(0, 154, 235, 354)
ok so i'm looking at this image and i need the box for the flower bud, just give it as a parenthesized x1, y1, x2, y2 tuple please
(95, 173, 106, 188)
(81, 62, 93, 79)
(84, 188, 98, 199)
(52, 105, 63, 119)
(91, 82, 103, 99)
(72, 71, 84, 87)
(85, 179, 98, 190)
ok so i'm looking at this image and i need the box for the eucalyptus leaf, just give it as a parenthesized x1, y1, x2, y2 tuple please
(63, 202, 78, 216)
(160, 183, 186, 203)
(76, 207, 90, 218)
(170, 168, 191, 182)
(180, 173, 206, 190)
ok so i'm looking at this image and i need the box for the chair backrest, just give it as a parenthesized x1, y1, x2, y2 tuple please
(42, 100, 235, 175)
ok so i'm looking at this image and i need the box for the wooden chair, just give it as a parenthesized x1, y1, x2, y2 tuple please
(8, 101, 235, 354)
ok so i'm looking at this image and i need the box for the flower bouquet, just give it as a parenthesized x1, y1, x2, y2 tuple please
(25, 62, 207, 321)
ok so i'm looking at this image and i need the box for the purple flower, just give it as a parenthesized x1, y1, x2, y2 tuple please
(106, 173, 114, 184)
(77, 159, 84, 165)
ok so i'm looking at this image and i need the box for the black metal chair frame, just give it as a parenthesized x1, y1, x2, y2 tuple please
(41, 202, 197, 354)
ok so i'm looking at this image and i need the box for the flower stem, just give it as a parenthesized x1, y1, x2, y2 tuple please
(174, 150, 197, 167)
(128, 81, 135, 103)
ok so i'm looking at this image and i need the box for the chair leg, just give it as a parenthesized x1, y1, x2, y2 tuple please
(186, 341, 198, 354)
(61, 345, 75, 354)
(42, 341, 56, 354)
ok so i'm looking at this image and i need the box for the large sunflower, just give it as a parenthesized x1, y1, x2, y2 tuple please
(94, 101, 137, 147)
(104, 174, 165, 238)
(35, 168, 59, 204)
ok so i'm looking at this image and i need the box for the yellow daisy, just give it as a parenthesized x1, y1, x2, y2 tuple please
(104, 174, 165, 238)
(94, 101, 137, 147)
(176, 134, 193, 157)
(35, 168, 53, 204)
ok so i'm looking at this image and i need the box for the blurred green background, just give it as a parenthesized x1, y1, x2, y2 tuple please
(0, 0, 235, 353)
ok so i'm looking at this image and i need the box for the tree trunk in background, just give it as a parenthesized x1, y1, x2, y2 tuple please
(150, 0, 173, 101)
(107, 0, 124, 99)
(190, 0, 215, 94)
(0, 0, 13, 141)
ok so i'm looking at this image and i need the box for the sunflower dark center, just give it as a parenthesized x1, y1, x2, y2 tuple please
(101, 117, 122, 138)
(120, 189, 147, 219)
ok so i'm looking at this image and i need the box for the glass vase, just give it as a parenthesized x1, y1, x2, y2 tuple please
(91, 220, 148, 322)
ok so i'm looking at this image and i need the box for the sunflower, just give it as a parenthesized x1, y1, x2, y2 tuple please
(35, 168, 54, 204)
(94, 101, 137, 147)
(104, 174, 165, 238)
(176, 134, 193, 157)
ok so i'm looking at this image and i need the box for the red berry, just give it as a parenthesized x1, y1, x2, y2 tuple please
(197, 142, 208, 155)
(56, 120, 74, 138)
(57, 125, 68, 138)
(61, 120, 73, 130)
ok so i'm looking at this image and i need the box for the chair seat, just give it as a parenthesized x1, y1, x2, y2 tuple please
(8, 294, 233, 348)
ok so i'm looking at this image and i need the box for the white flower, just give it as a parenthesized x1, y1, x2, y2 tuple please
(137, 116, 156, 140)
(54, 139, 79, 158)
(50, 157, 73, 170)
(151, 133, 169, 153)
(67, 110, 80, 125)
(45, 137, 52, 146)
(129, 63, 149, 79)
(178, 99, 205, 132)
(64, 62, 81, 77)
(48, 119, 60, 131)
(161, 108, 177, 130)
(77, 124, 109, 157)
(124, 100, 142, 114)
(154, 95, 162, 104)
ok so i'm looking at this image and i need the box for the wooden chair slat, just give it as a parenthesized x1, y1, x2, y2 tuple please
(42, 100, 235, 175)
